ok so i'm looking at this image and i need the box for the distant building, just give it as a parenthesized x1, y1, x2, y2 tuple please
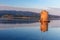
(1, 14, 13, 20)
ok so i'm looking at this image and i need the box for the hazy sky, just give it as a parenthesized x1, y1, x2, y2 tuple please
(0, 0, 60, 9)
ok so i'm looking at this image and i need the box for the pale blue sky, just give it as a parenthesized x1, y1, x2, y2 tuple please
(0, 0, 60, 9)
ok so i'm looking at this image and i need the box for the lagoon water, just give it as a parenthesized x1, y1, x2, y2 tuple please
(0, 20, 60, 40)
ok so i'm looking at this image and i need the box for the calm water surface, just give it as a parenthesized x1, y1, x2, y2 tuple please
(0, 20, 60, 40)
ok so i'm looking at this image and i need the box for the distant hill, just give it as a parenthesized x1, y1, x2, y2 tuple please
(0, 5, 60, 20)
(0, 10, 39, 17)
